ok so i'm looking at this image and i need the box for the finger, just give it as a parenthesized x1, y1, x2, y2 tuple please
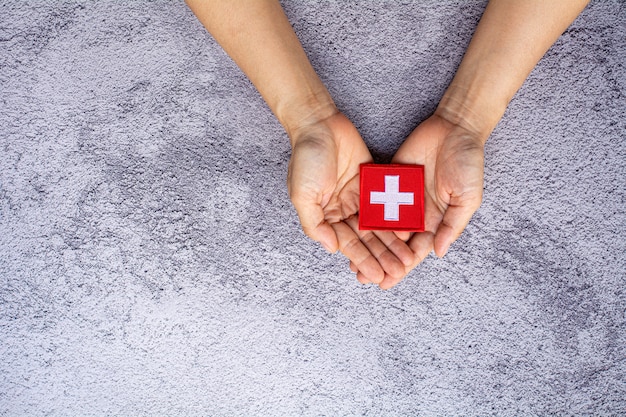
(393, 231, 412, 242)
(379, 231, 434, 290)
(291, 195, 339, 253)
(351, 262, 374, 286)
(332, 221, 384, 284)
(346, 221, 410, 283)
(373, 230, 414, 267)
(349, 261, 367, 284)
(409, 231, 435, 263)
(344, 216, 414, 270)
(356, 272, 370, 285)
(434, 202, 479, 258)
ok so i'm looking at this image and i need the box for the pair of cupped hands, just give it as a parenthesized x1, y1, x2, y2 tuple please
(287, 107, 485, 290)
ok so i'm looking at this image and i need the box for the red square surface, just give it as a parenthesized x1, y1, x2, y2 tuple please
(359, 163, 425, 232)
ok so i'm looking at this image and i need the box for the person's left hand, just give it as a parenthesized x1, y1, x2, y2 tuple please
(350, 113, 485, 289)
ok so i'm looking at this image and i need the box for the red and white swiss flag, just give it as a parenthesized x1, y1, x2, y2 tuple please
(359, 164, 425, 232)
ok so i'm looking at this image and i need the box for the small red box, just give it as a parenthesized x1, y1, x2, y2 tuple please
(359, 163, 425, 232)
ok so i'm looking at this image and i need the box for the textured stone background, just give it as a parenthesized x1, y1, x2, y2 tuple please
(1, 1, 624, 415)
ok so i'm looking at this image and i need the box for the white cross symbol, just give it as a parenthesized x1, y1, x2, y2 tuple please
(370, 175, 414, 221)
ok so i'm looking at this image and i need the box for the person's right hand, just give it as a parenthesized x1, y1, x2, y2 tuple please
(345, 112, 485, 290)
(288, 110, 415, 285)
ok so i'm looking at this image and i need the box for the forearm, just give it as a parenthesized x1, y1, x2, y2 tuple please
(185, 0, 336, 139)
(437, 0, 589, 141)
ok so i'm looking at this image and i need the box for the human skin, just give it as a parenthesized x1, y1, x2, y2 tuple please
(186, 0, 589, 289)
(370, 0, 590, 289)
(185, 0, 414, 285)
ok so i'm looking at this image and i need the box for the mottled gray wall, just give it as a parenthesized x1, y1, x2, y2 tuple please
(1, 1, 624, 415)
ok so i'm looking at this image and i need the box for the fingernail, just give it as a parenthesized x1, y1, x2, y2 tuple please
(321, 240, 334, 253)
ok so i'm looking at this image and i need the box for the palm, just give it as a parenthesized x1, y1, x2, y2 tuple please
(288, 112, 414, 284)
(288, 112, 369, 227)
(391, 114, 484, 276)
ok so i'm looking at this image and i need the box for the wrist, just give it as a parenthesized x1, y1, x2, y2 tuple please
(277, 89, 338, 146)
(435, 80, 508, 145)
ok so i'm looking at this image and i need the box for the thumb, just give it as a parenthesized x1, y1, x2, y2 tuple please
(292, 197, 339, 253)
(433, 199, 480, 258)
(287, 131, 340, 253)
